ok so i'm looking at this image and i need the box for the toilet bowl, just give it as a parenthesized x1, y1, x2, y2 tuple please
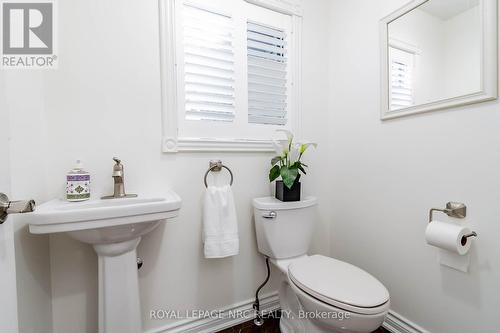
(253, 197, 390, 333)
(284, 255, 389, 333)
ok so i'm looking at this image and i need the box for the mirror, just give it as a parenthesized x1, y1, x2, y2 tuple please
(380, 0, 497, 120)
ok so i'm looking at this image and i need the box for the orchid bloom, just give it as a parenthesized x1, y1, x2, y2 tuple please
(272, 129, 294, 159)
(299, 142, 318, 154)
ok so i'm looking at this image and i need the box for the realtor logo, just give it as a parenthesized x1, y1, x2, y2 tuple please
(1, 0, 57, 68)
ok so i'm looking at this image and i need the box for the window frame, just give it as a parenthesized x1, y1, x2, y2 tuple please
(159, 0, 303, 153)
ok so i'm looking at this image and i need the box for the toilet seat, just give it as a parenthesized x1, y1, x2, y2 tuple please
(288, 255, 390, 315)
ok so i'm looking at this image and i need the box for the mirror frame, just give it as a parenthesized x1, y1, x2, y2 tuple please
(380, 0, 498, 120)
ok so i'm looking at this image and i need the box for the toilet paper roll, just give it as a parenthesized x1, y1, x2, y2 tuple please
(425, 220, 471, 255)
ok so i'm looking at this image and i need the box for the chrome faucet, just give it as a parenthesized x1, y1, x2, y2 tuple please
(101, 157, 137, 199)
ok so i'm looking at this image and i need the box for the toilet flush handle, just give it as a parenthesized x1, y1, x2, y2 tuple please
(262, 211, 277, 219)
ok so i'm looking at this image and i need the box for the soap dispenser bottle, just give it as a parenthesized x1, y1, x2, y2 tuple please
(66, 160, 91, 202)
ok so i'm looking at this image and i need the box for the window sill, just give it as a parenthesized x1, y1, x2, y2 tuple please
(162, 137, 275, 153)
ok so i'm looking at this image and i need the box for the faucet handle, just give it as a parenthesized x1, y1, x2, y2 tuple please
(0, 193, 36, 224)
(112, 157, 123, 176)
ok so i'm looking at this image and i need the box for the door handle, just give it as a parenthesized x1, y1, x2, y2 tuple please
(0, 193, 36, 224)
(262, 211, 277, 219)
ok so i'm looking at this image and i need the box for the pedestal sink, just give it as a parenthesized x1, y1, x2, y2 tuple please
(26, 192, 182, 333)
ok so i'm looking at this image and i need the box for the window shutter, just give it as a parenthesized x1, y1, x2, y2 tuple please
(390, 59, 413, 110)
(247, 22, 288, 126)
(182, 4, 235, 122)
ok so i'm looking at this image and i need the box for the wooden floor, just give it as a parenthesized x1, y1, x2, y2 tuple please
(217, 312, 389, 333)
(216, 316, 280, 333)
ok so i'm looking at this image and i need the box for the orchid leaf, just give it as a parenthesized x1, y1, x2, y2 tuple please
(291, 161, 307, 175)
(298, 165, 307, 174)
(280, 166, 299, 189)
(271, 156, 282, 166)
(269, 165, 281, 182)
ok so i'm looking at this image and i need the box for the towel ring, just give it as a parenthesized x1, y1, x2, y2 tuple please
(204, 160, 234, 188)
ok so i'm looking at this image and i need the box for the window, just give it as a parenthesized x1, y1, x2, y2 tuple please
(247, 22, 288, 126)
(182, 4, 235, 122)
(160, 0, 302, 152)
(389, 46, 415, 111)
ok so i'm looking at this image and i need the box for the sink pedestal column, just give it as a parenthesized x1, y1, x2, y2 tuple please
(94, 237, 142, 333)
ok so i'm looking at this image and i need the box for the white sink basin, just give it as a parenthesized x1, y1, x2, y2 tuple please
(26, 192, 181, 333)
(28, 194, 180, 236)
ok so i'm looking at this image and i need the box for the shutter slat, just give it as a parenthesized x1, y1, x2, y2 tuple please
(185, 64, 233, 80)
(248, 40, 287, 55)
(183, 24, 232, 37)
(182, 4, 235, 122)
(248, 66, 286, 79)
(186, 110, 234, 122)
(186, 101, 234, 112)
(185, 54, 234, 71)
(185, 73, 233, 86)
(184, 41, 233, 55)
(185, 101, 235, 121)
(248, 49, 287, 62)
(248, 56, 287, 72)
(249, 115, 287, 125)
(249, 74, 287, 86)
(249, 99, 287, 110)
(390, 57, 413, 110)
(249, 107, 286, 117)
(247, 22, 288, 126)
(392, 87, 411, 94)
(186, 83, 234, 95)
(248, 31, 287, 47)
(249, 87, 286, 98)
(186, 91, 235, 104)
(249, 100, 287, 110)
(391, 94, 412, 101)
(247, 22, 286, 39)
(184, 5, 232, 29)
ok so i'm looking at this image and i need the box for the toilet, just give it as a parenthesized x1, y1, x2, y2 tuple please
(253, 196, 390, 333)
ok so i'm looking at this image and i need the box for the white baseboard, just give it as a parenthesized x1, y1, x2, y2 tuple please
(383, 311, 430, 333)
(145, 292, 280, 333)
(146, 295, 428, 333)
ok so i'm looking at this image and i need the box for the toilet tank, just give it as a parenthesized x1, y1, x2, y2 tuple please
(253, 196, 317, 259)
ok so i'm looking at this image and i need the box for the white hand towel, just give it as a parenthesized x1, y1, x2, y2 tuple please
(203, 185, 239, 258)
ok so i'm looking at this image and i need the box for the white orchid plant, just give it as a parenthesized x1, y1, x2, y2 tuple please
(269, 130, 317, 189)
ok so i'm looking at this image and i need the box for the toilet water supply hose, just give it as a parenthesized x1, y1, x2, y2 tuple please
(253, 256, 271, 326)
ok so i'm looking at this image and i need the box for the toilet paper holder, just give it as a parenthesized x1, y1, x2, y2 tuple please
(429, 202, 467, 223)
(429, 202, 477, 243)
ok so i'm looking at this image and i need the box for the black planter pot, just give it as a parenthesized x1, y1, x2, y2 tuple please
(275, 179, 301, 202)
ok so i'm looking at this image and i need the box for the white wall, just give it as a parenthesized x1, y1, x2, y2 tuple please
(329, 1, 500, 332)
(22, 0, 332, 332)
(0, 65, 19, 333)
(2, 70, 53, 333)
(442, 6, 481, 98)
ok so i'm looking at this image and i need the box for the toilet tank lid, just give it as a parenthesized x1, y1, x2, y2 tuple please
(253, 196, 317, 210)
